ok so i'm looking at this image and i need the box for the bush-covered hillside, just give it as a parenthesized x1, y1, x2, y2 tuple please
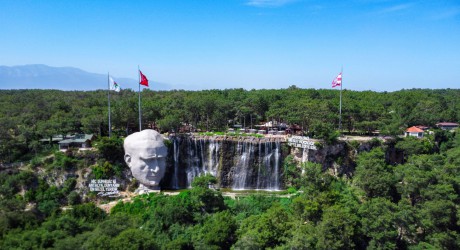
(1, 131, 459, 249)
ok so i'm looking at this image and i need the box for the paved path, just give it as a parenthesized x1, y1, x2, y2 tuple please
(96, 190, 295, 213)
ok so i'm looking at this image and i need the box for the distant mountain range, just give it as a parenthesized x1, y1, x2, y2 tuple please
(0, 64, 172, 91)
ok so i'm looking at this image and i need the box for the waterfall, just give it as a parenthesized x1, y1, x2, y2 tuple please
(301, 147, 309, 175)
(252, 140, 281, 191)
(272, 140, 280, 190)
(168, 136, 283, 190)
(199, 139, 205, 172)
(171, 137, 180, 189)
(232, 140, 255, 190)
(185, 138, 201, 187)
(263, 141, 273, 189)
(256, 142, 263, 189)
(205, 139, 220, 176)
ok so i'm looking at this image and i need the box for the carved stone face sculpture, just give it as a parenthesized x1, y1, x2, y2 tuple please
(123, 130, 167, 191)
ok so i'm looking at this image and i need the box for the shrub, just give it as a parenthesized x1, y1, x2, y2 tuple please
(67, 191, 81, 206)
(287, 187, 297, 194)
(309, 121, 339, 144)
(92, 161, 115, 179)
(52, 152, 78, 170)
(93, 137, 124, 163)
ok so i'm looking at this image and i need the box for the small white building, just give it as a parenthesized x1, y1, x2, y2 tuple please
(405, 126, 424, 138)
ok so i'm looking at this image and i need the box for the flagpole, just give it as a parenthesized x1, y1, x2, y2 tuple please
(108, 73, 112, 138)
(138, 66, 142, 132)
(339, 67, 343, 133)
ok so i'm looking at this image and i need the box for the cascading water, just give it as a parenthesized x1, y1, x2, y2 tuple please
(272, 140, 280, 190)
(256, 142, 263, 189)
(168, 136, 283, 190)
(232, 140, 255, 190)
(185, 138, 201, 187)
(205, 139, 220, 176)
(252, 140, 281, 190)
(171, 137, 180, 189)
(301, 147, 309, 175)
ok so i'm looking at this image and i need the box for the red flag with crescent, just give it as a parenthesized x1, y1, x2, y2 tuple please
(139, 70, 149, 87)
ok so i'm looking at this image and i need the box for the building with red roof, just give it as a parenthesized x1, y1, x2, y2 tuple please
(405, 126, 425, 138)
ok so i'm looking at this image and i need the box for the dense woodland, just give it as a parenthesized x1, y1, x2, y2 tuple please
(0, 88, 459, 249)
(0, 88, 459, 163)
(0, 131, 459, 249)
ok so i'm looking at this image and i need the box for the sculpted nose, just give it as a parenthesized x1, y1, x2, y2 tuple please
(150, 166, 159, 173)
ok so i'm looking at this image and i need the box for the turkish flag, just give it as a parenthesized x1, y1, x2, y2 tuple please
(139, 70, 149, 87)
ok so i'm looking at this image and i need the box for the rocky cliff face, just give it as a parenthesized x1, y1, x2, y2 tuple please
(162, 135, 285, 190)
(161, 135, 391, 190)
(19, 136, 395, 196)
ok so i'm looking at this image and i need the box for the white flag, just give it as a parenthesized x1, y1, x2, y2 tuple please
(109, 77, 121, 92)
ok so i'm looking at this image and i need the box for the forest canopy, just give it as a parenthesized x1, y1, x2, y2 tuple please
(1, 88, 458, 163)
(1, 132, 459, 249)
(0, 88, 459, 249)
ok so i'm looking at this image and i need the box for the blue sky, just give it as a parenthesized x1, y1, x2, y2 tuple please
(1, 0, 459, 91)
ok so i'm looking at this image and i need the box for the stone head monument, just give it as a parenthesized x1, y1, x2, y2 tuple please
(124, 129, 168, 193)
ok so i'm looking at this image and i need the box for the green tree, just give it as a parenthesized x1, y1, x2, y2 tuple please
(110, 229, 158, 250)
(316, 205, 359, 250)
(395, 136, 435, 158)
(192, 211, 237, 250)
(93, 136, 124, 163)
(354, 148, 396, 199)
(284, 222, 317, 249)
(309, 121, 339, 144)
(190, 174, 225, 214)
(359, 197, 399, 249)
(234, 204, 292, 249)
